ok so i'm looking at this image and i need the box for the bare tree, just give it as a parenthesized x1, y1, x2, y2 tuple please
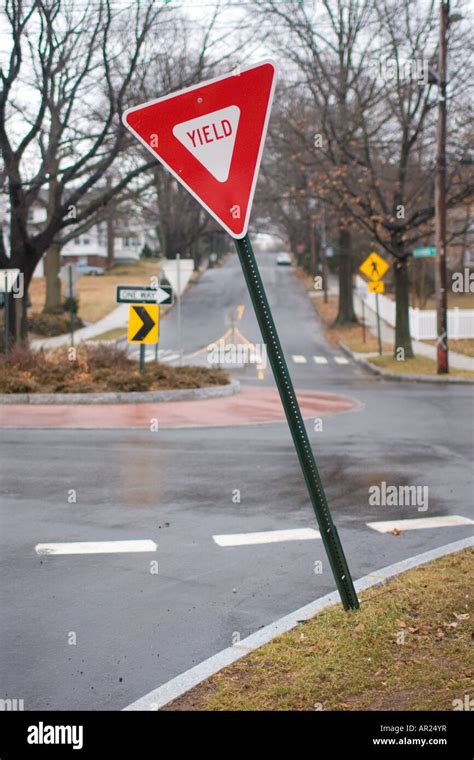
(0, 0, 243, 342)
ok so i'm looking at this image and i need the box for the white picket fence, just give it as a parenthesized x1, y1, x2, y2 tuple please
(354, 276, 474, 340)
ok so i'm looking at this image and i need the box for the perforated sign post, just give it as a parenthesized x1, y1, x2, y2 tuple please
(123, 61, 359, 610)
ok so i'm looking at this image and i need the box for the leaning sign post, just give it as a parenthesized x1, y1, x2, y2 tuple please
(123, 61, 359, 610)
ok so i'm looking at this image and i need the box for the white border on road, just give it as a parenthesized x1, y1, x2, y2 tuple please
(213, 528, 321, 546)
(367, 515, 473, 533)
(123, 535, 473, 711)
(35, 540, 158, 555)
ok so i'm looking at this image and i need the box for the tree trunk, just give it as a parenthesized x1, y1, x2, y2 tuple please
(43, 243, 62, 313)
(3, 235, 43, 348)
(393, 257, 414, 358)
(334, 224, 356, 325)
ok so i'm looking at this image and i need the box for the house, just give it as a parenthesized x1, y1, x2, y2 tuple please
(0, 192, 159, 276)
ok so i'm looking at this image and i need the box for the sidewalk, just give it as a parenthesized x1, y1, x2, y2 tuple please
(31, 304, 129, 350)
(354, 292, 474, 371)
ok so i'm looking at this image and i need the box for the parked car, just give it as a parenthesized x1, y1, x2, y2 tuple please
(76, 263, 105, 276)
(276, 252, 292, 266)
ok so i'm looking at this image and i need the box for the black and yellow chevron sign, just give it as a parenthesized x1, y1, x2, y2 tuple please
(127, 304, 159, 344)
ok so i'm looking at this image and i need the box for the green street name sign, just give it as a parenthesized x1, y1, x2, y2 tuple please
(412, 247, 436, 258)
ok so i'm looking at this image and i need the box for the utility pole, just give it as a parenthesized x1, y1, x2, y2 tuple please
(435, 0, 449, 374)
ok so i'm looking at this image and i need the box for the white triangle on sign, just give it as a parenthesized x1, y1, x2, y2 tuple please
(172, 106, 240, 183)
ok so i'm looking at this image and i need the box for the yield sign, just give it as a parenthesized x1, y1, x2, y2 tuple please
(122, 61, 277, 238)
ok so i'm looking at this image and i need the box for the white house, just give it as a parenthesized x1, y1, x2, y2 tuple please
(0, 192, 159, 276)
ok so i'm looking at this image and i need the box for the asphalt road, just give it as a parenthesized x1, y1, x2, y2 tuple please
(1, 252, 473, 710)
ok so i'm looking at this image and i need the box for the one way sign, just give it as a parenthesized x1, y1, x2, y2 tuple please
(117, 285, 173, 305)
(127, 304, 159, 344)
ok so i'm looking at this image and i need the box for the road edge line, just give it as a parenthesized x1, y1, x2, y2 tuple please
(123, 535, 473, 711)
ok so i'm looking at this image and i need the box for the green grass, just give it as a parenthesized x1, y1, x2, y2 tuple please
(162, 549, 473, 711)
(369, 354, 474, 377)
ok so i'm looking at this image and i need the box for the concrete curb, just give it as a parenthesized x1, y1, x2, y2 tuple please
(338, 342, 474, 384)
(0, 380, 240, 405)
(123, 535, 473, 711)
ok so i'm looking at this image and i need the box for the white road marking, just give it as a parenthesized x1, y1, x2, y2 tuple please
(366, 515, 474, 533)
(313, 356, 328, 364)
(35, 540, 158, 555)
(334, 356, 349, 365)
(160, 353, 180, 363)
(292, 355, 307, 364)
(213, 528, 321, 547)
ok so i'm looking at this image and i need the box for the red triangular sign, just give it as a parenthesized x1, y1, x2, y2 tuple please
(122, 61, 276, 239)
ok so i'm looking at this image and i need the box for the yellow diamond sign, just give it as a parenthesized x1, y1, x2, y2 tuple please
(360, 252, 389, 281)
(127, 304, 159, 344)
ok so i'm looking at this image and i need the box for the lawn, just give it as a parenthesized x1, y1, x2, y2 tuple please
(28, 260, 163, 324)
(162, 548, 473, 711)
(369, 354, 473, 378)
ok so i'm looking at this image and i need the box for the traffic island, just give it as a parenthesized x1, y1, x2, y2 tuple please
(161, 547, 473, 711)
(0, 343, 230, 395)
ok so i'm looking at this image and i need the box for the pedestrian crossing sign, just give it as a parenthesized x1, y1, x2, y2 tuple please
(360, 252, 389, 281)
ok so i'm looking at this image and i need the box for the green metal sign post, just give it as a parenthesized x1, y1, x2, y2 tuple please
(139, 344, 146, 373)
(68, 265, 75, 348)
(234, 234, 359, 610)
(375, 293, 383, 356)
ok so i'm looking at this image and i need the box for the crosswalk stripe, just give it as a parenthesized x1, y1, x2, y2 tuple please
(213, 528, 321, 547)
(313, 356, 328, 364)
(366, 515, 474, 533)
(334, 356, 349, 365)
(292, 355, 307, 364)
(35, 540, 158, 555)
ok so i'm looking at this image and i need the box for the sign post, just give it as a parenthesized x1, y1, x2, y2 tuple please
(123, 61, 359, 610)
(68, 264, 75, 348)
(139, 344, 146, 373)
(235, 234, 359, 609)
(375, 292, 382, 356)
